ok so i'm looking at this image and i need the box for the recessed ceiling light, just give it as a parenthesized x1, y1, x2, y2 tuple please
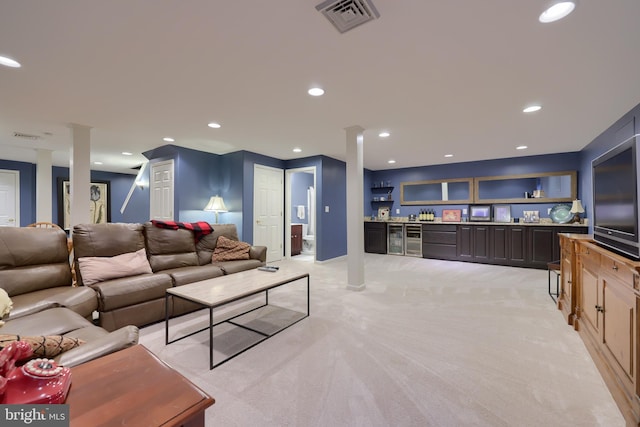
(379, 132, 390, 138)
(516, 145, 528, 150)
(93, 161, 103, 165)
(293, 147, 302, 153)
(523, 105, 542, 113)
(388, 159, 396, 164)
(308, 87, 324, 96)
(122, 152, 133, 156)
(444, 154, 453, 158)
(0, 55, 21, 68)
(163, 137, 175, 142)
(208, 122, 221, 129)
(539, 1, 576, 23)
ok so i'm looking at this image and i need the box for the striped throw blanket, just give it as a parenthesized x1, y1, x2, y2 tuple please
(151, 220, 213, 241)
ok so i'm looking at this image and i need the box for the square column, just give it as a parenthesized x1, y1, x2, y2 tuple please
(345, 125, 365, 291)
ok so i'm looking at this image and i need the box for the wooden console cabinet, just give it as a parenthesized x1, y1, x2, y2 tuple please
(574, 240, 640, 426)
(557, 233, 592, 327)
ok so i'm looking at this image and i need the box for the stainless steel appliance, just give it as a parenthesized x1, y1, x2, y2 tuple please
(404, 224, 422, 257)
(387, 224, 404, 255)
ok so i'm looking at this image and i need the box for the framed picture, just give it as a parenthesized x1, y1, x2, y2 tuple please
(58, 178, 111, 230)
(442, 209, 462, 222)
(523, 210, 540, 223)
(493, 205, 512, 223)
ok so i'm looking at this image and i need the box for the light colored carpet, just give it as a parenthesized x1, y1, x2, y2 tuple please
(139, 254, 625, 426)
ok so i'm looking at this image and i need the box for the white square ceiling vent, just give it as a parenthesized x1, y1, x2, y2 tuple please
(316, 0, 380, 34)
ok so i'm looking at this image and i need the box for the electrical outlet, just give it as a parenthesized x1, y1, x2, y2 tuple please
(324, 206, 329, 213)
(396, 209, 400, 214)
(462, 208, 467, 214)
(548, 208, 552, 215)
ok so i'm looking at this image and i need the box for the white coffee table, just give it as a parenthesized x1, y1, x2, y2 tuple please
(165, 268, 310, 369)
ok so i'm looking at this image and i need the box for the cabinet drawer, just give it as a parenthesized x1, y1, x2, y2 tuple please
(422, 224, 456, 232)
(600, 256, 637, 288)
(423, 230, 456, 245)
(578, 246, 600, 268)
(422, 243, 457, 259)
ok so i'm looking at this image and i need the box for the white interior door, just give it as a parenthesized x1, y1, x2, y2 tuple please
(0, 170, 19, 227)
(254, 165, 283, 262)
(150, 160, 174, 220)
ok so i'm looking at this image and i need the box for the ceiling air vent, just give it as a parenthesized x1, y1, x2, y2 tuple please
(13, 132, 41, 140)
(316, 0, 380, 34)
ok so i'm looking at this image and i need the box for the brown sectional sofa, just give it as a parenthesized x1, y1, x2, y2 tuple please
(0, 227, 139, 367)
(73, 222, 266, 331)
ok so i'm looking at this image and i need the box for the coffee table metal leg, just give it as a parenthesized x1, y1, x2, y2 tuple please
(165, 294, 170, 345)
(209, 307, 214, 370)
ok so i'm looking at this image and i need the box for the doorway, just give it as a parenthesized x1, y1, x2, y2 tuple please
(253, 164, 284, 263)
(285, 167, 316, 261)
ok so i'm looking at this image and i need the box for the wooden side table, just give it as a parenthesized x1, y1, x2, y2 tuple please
(67, 345, 214, 426)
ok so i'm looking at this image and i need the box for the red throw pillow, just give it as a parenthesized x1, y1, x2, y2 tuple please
(212, 236, 251, 262)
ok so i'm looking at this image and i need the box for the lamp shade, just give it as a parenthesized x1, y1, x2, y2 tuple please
(204, 196, 228, 212)
(570, 199, 584, 214)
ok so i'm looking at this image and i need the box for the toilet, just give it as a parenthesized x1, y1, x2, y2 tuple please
(301, 224, 315, 254)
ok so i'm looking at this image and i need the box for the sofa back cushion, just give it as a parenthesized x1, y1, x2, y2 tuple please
(196, 224, 240, 265)
(143, 222, 198, 272)
(0, 227, 72, 296)
(73, 223, 146, 286)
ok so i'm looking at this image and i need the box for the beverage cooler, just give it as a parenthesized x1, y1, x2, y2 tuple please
(404, 224, 422, 257)
(387, 224, 404, 255)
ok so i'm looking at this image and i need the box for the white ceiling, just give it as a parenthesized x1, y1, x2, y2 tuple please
(1, 1, 639, 175)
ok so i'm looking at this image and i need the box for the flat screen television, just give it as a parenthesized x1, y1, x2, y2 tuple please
(592, 134, 640, 259)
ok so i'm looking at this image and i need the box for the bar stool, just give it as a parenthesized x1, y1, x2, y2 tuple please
(547, 261, 561, 302)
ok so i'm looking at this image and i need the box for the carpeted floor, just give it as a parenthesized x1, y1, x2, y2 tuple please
(139, 254, 625, 426)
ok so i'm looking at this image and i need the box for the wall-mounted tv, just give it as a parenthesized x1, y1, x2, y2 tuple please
(592, 134, 640, 259)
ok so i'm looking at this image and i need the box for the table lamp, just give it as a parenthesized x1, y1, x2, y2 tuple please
(204, 195, 228, 223)
(570, 199, 584, 223)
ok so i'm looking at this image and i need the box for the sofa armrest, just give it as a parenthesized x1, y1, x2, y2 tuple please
(250, 246, 267, 263)
(55, 325, 139, 368)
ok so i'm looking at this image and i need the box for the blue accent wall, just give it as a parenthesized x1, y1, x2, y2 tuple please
(368, 152, 581, 221)
(579, 102, 640, 232)
(317, 156, 347, 260)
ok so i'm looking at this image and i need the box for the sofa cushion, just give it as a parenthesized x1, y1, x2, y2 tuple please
(73, 223, 147, 287)
(164, 265, 225, 287)
(143, 222, 198, 272)
(212, 259, 264, 275)
(7, 286, 98, 321)
(78, 249, 152, 285)
(0, 227, 72, 295)
(196, 224, 239, 265)
(88, 273, 173, 312)
(212, 236, 251, 261)
(0, 334, 85, 358)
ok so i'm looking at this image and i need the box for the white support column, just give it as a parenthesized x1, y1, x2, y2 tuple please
(69, 124, 92, 230)
(35, 149, 53, 222)
(345, 125, 365, 291)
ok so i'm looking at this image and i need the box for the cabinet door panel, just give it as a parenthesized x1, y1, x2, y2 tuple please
(603, 279, 634, 380)
(457, 226, 473, 259)
(509, 227, 527, 264)
(473, 226, 490, 260)
(581, 264, 600, 334)
(492, 226, 508, 262)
